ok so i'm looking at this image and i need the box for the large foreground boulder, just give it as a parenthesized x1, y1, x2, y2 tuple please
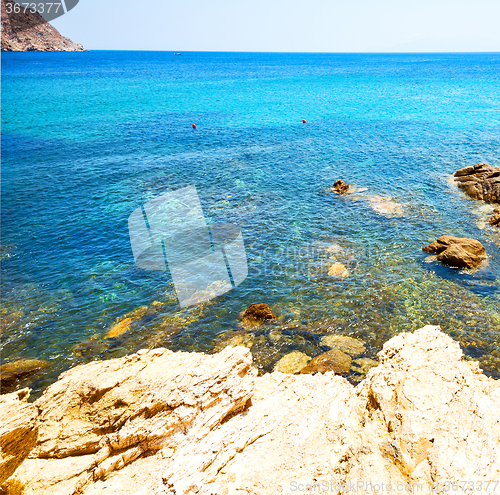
(2, 326, 500, 494)
(454, 162, 500, 203)
(422, 235, 486, 269)
(0, 389, 38, 485)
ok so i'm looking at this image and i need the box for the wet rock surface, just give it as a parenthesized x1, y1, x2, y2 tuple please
(300, 348, 352, 375)
(319, 334, 366, 356)
(332, 179, 350, 194)
(273, 350, 311, 374)
(327, 262, 349, 278)
(351, 357, 379, 375)
(488, 208, 500, 227)
(241, 303, 277, 324)
(454, 162, 500, 203)
(1, 326, 500, 494)
(105, 306, 148, 339)
(0, 359, 49, 393)
(422, 235, 486, 269)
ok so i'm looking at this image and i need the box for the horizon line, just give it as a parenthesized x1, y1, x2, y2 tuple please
(6, 49, 500, 54)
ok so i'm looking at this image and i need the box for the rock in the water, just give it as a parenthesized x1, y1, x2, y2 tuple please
(0, 359, 48, 392)
(241, 303, 276, 324)
(273, 351, 311, 374)
(0, 389, 38, 485)
(488, 208, 500, 227)
(319, 335, 365, 356)
(369, 195, 404, 216)
(332, 179, 349, 194)
(213, 330, 255, 352)
(105, 306, 148, 339)
(422, 235, 486, 269)
(454, 163, 500, 203)
(300, 349, 351, 375)
(327, 262, 348, 279)
(351, 357, 379, 375)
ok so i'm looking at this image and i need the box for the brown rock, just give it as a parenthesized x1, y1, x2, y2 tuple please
(273, 351, 311, 374)
(300, 349, 351, 375)
(0, 359, 48, 393)
(1, 0, 85, 52)
(0, 389, 39, 485)
(241, 303, 276, 324)
(327, 262, 348, 278)
(319, 335, 365, 357)
(332, 179, 349, 194)
(454, 163, 500, 203)
(422, 235, 486, 269)
(488, 210, 500, 227)
(105, 306, 148, 339)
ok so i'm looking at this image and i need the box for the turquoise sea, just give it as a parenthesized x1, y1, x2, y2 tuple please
(1, 51, 500, 395)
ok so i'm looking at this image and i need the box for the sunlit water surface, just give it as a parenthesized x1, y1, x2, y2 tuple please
(1, 51, 499, 397)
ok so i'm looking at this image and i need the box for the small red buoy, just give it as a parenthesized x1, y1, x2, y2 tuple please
(192, 123, 196, 129)
(302, 119, 306, 123)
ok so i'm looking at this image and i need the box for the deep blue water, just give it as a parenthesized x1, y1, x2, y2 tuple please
(2, 51, 500, 394)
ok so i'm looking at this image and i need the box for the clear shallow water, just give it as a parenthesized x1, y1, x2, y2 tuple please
(1, 51, 500, 396)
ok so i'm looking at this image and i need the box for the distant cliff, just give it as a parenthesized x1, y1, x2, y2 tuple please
(1, 0, 85, 52)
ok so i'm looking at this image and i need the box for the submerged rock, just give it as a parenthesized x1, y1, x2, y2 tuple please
(319, 334, 365, 356)
(332, 179, 349, 194)
(3, 326, 500, 494)
(241, 303, 276, 324)
(351, 357, 379, 374)
(0, 359, 49, 392)
(454, 162, 500, 203)
(300, 349, 351, 375)
(0, 309, 24, 336)
(422, 235, 486, 269)
(72, 336, 109, 358)
(273, 351, 311, 374)
(105, 306, 148, 339)
(327, 262, 349, 278)
(213, 330, 256, 352)
(368, 195, 404, 216)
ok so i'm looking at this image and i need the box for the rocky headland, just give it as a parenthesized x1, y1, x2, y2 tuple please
(1, 0, 84, 52)
(1, 325, 499, 494)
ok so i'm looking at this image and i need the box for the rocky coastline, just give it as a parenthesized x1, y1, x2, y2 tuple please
(1, 326, 500, 494)
(1, 0, 85, 52)
(2, 162, 499, 493)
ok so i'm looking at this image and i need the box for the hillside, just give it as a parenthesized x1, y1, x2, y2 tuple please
(1, 0, 84, 52)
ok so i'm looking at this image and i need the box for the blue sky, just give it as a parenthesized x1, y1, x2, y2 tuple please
(52, 0, 500, 52)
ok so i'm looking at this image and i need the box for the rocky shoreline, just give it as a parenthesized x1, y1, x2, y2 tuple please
(1, 326, 499, 494)
(1, 0, 85, 52)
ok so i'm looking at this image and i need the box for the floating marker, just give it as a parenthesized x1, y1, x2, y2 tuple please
(302, 119, 306, 123)
(192, 123, 197, 129)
